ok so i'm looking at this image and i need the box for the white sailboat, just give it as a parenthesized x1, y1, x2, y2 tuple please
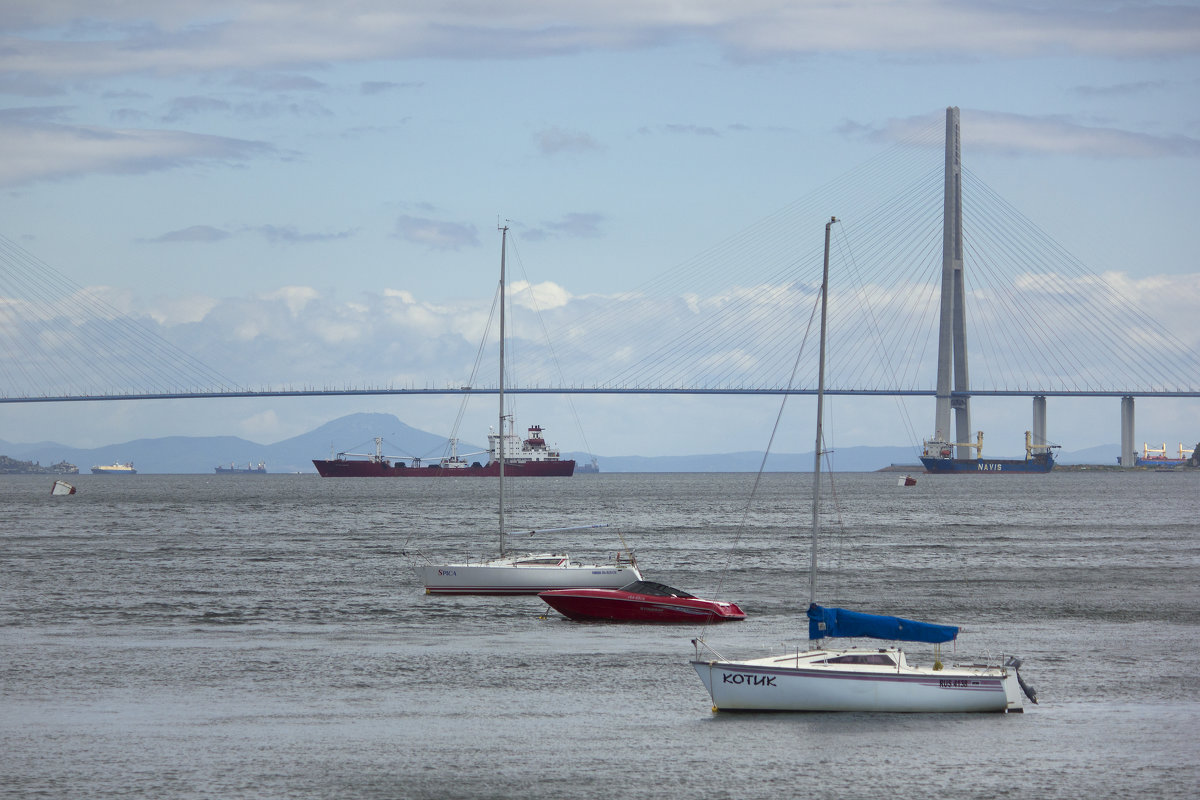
(690, 217, 1037, 713)
(417, 225, 642, 595)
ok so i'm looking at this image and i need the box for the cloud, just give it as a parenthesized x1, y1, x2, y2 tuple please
(144, 293, 220, 325)
(535, 126, 602, 156)
(965, 110, 1200, 158)
(393, 215, 480, 250)
(261, 285, 321, 316)
(188, 271, 1200, 390)
(237, 408, 282, 439)
(1071, 80, 1169, 98)
(2, 1, 1197, 85)
(169, 285, 491, 386)
(249, 224, 355, 244)
(229, 72, 327, 92)
(0, 108, 277, 186)
(856, 109, 1200, 158)
(662, 123, 721, 137)
(111, 107, 151, 124)
(521, 212, 605, 241)
(145, 225, 232, 243)
(509, 280, 573, 310)
(360, 80, 421, 95)
(142, 224, 353, 244)
(163, 95, 233, 122)
(0, 73, 67, 98)
(5, 264, 1198, 413)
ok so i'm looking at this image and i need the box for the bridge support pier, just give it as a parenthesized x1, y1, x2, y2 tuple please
(1032, 395, 1046, 449)
(1120, 396, 1136, 467)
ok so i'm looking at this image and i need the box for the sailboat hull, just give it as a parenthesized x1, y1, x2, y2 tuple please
(419, 558, 641, 595)
(691, 651, 1023, 713)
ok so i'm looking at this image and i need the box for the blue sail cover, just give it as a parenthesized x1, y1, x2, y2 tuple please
(807, 604, 958, 644)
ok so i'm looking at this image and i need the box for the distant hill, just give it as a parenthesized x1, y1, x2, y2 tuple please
(1056, 443, 1120, 466)
(0, 412, 1122, 473)
(0, 413, 481, 474)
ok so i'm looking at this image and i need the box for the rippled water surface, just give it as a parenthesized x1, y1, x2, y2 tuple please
(3, 471, 1197, 799)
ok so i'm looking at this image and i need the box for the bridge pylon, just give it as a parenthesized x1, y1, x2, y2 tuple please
(933, 106, 972, 456)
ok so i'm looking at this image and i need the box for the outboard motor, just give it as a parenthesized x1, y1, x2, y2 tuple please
(1005, 656, 1038, 704)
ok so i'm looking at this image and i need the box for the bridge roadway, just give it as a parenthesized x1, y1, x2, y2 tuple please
(1, 388, 1197, 402)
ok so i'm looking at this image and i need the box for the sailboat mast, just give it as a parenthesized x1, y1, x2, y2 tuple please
(498, 224, 508, 558)
(810, 216, 836, 606)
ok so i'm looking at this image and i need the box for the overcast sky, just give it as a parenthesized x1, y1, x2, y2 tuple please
(2, 1, 1198, 459)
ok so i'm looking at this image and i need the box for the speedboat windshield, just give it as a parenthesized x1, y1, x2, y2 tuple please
(619, 581, 696, 599)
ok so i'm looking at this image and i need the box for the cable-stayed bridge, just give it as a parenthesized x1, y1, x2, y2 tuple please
(2, 109, 1197, 466)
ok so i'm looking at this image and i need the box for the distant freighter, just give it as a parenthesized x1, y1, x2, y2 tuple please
(91, 462, 137, 475)
(1119, 442, 1198, 468)
(215, 461, 267, 475)
(920, 431, 1057, 474)
(313, 422, 575, 477)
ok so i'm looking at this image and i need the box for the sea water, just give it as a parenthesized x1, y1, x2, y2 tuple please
(2, 471, 1197, 799)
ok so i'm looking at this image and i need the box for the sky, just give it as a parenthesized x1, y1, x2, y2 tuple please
(2, 1, 1199, 460)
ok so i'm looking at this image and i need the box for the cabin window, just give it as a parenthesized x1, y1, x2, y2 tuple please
(618, 581, 695, 598)
(515, 557, 565, 566)
(823, 653, 895, 666)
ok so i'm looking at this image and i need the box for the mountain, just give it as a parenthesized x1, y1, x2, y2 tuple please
(0, 413, 481, 474)
(1056, 443, 1120, 466)
(0, 412, 1122, 473)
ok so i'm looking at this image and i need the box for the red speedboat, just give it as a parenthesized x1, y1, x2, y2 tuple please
(539, 581, 746, 623)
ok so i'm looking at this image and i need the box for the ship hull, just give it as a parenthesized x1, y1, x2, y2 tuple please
(920, 454, 1054, 474)
(215, 468, 267, 474)
(312, 459, 575, 477)
(691, 652, 1022, 713)
(539, 588, 745, 623)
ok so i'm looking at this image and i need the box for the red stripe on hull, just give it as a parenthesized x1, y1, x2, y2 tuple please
(539, 590, 746, 623)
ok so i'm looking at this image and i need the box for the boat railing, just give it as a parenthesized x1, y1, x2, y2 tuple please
(691, 637, 732, 661)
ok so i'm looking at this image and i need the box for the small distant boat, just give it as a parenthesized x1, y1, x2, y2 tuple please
(90, 462, 136, 475)
(899, 474, 917, 486)
(215, 461, 267, 475)
(540, 581, 746, 623)
(51, 480, 76, 495)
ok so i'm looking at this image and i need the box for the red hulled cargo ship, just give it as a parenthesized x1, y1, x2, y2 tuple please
(313, 422, 575, 477)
